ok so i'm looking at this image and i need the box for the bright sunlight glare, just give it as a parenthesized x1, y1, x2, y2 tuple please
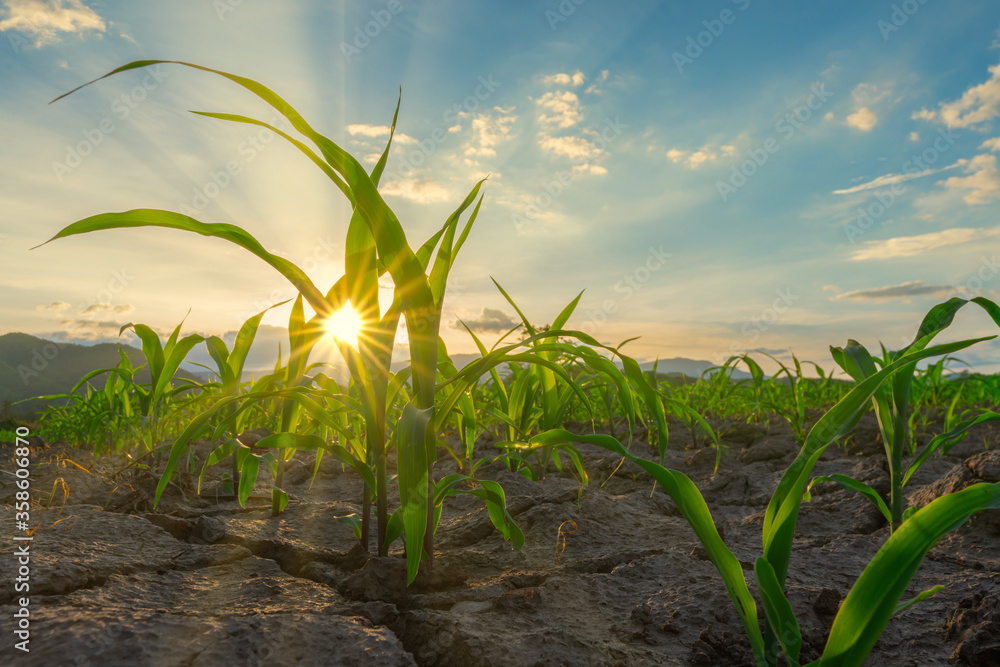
(325, 305, 362, 347)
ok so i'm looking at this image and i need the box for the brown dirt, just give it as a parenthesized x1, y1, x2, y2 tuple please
(1, 413, 999, 666)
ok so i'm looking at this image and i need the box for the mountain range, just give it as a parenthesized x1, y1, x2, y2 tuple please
(0, 332, 746, 418)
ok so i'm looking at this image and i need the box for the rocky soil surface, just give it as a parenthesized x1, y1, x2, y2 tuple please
(2, 413, 999, 666)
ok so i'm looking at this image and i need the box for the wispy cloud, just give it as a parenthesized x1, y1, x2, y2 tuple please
(346, 123, 416, 144)
(833, 160, 965, 194)
(912, 62, 1000, 128)
(667, 144, 737, 170)
(850, 227, 1000, 260)
(80, 303, 133, 315)
(0, 0, 105, 47)
(831, 281, 953, 301)
(36, 301, 70, 312)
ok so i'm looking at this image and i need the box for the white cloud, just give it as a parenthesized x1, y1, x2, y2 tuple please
(909, 132, 920, 142)
(571, 163, 608, 176)
(843, 84, 891, 131)
(687, 150, 714, 168)
(463, 106, 517, 159)
(536, 91, 584, 129)
(665, 143, 736, 170)
(0, 0, 105, 47)
(833, 160, 965, 194)
(980, 137, 1000, 152)
(379, 178, 451, 204)
(666, 148, 686, 163)
(850, 227, 1000, 261)
(542, 71, 585, 87)
(940, 154, 1000, 204)
(912, 63, 1000, 128)
(538, 134, 602, 161)
(345, 124, 416, 144)
(846, 107, 878, 131)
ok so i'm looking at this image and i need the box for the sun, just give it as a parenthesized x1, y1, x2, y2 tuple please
(324, 305, 362, 347)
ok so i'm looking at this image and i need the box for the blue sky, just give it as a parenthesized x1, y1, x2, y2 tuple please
(2, 0, 1000, 374)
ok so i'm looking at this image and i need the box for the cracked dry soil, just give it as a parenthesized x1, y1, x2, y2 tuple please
(2, 413, 1000, 666)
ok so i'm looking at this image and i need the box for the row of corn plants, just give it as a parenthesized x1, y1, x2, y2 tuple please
(37, 59, 1000, 666)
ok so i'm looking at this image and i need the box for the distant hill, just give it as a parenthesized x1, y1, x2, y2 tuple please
(638, 357, 752, 380)
(0, 333, 200, 418)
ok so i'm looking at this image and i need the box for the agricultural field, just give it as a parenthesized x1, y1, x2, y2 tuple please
(5, 3, 1000, 666)
(1, 58, 1000, 666)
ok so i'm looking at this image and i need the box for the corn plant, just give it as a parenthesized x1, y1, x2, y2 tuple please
(499, 309, 1000, 666)
(193, 304, 281, 497)
(40, 59, 557, 582)
(821, 296, 1000, 530)
(115, 318, 204, 456)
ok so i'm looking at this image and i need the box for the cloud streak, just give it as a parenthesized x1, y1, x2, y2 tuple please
(832, 281, 953, 301)
(850, 227, 1000, 260)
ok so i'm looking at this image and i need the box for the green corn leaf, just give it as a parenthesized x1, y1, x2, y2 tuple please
(809, 474, 892, 525)
(198, 438, 238, 493)
(754, 557, 802, 667)
(238, 452, 260, 507)
(903, 410, 1000, 486)
(814, 483, 1000, 667)
(38, 209, 331, 317)
(398, 402, 432, 583)
(272, 487, 289, 514)
(190, 111, 352, 203)
(254, 432, 376, 491)
(893, 585, 944, 616)
(335, 514, 364, 541)
(204, 336, 233, 384)
(428, 180, 486, 306)
(123, 322, 165, 384)
(764, 335, 996, 589)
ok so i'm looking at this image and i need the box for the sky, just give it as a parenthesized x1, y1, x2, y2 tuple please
(2, 0, 1000, 376)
